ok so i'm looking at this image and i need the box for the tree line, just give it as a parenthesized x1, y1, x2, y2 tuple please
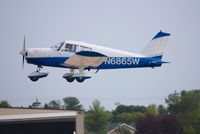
(1, 89, 200, 134)
(0, 97, 83, 110)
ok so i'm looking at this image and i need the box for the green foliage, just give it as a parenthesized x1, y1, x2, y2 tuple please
(184, 125, 195, 134)
(147, 104, 158, 115)
(157, 104, 167, 115)
(48, 100, 61, 109)
(85, 100, 111, 134)
(115, 125, 131, 134)
(63, 97, 82, 110)
(166, 89, 200, 134)
(112, 104, 146, 124)
(114, 105, 147, 114)
(165, 90, 181, 113)
(114, 112, 144, 124)
(0, 100, 11, 108)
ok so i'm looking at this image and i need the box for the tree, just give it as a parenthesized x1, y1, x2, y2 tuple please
(147, 104, 158, 115)
(165, 90, 180, 113)
(157, 104, 168, 115)
(112, 104, 146, 123)
(184, 125, 195, 134)
(135, 114, 183, 134)
(114, 112, 144, 124)
(63, 97, 82, 110)
(114, 105, 147, 114)
(43, 103, 49, 109)
(0, 100, 11, 108)
(165, 89, 200, 134)
(161, 114, 183, 134)
(135, 114, 161, 134)
(48, 100, 61, 109)
(85, 100, 111, 134)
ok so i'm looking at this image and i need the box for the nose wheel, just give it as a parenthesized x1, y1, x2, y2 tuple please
(30, 77, 39, 82)
(28, 66, 49, 82)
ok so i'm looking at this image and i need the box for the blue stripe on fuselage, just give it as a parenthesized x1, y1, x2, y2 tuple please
(26, 56, 162, 69)
(99, 56, 161, 69)
(26, 57, 69, 67)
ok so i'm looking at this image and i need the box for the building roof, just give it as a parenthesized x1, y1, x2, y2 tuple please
(0, 108, 77, 123)
(107, 123, 136, 134)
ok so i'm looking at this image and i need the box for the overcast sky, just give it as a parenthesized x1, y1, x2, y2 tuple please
(0, 0, 200, 110)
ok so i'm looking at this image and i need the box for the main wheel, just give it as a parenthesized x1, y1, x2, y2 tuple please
(66, 76, 75, 82)
(30, 77, 39, 82)
(76, 77, 85, 83)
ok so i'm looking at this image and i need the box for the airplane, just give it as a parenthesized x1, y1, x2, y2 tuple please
(19, 31, 171, 83)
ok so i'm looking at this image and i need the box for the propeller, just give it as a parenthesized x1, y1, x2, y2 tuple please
(19, 36, 27, 70)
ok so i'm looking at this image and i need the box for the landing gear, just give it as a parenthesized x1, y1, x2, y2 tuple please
(66, 76, 75, 82)
(36, 65, 43, 72)
(28, 66, 49, 82)
(30, 77, 39, 82)
(63, 69, 75, 82)
(73, 67, 90, 83)
(63, 68, 91, 83)
(76, 77, 85, 83)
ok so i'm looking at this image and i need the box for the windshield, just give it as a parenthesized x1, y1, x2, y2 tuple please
(51, 42, 65, 51)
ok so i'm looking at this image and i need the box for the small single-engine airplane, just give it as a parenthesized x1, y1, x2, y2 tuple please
(19, 31, 170, 82)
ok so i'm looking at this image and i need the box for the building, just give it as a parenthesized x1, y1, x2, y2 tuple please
(107, 123, 136, 134)
(0, 108, 84, 134)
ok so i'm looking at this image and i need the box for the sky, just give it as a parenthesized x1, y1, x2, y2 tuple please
(0, 0, 200, 110)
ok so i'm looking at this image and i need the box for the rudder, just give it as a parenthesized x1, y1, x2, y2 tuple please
(140, 31, 171, 57)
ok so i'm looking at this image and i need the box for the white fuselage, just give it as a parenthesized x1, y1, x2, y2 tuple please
(26, 40, 143, 59)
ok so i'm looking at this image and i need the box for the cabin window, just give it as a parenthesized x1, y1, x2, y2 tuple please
(63, 44, 77, 52)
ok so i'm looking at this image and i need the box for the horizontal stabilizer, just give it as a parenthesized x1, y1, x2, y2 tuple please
(149, 60, 170, 68)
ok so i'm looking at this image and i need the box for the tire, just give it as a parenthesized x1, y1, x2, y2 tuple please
(66, 77, 75, 82)
(76, 77, 85, 83)
(30, 78, 39, 82)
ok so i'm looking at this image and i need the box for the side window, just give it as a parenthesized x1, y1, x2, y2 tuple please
(63, 44, 77, 52)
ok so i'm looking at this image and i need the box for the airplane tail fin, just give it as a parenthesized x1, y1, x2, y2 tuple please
(140, 31, 171, 58)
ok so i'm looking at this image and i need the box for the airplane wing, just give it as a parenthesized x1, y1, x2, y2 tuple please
(64, 51, 107, 68)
